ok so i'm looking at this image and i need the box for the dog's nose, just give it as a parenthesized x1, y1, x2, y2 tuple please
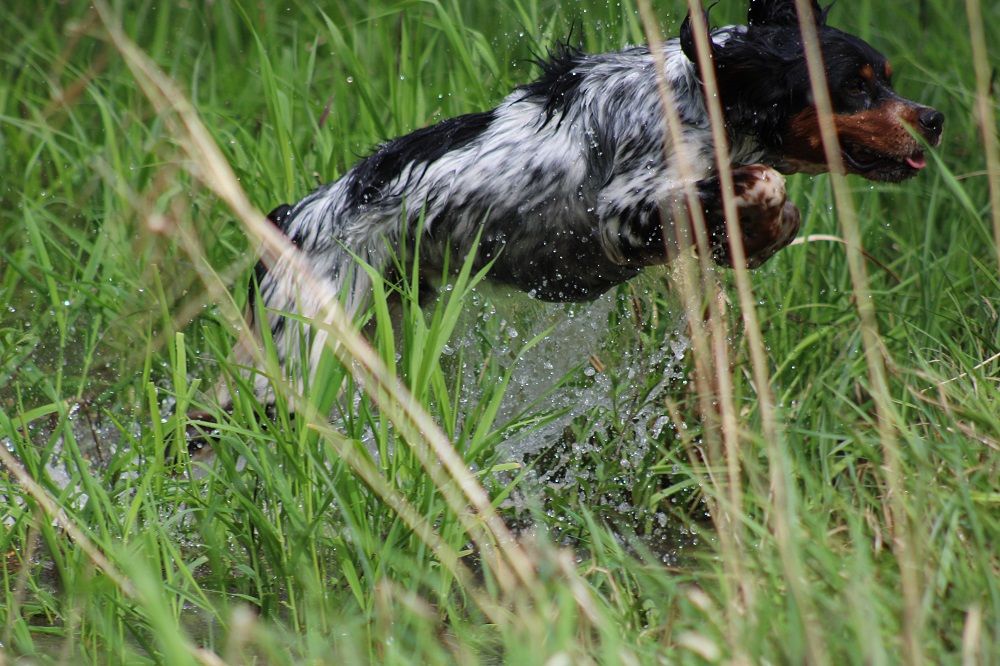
(918, 108, 945, 139)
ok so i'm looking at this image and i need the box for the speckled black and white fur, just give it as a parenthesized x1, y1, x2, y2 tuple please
(231, 0, 943, 403)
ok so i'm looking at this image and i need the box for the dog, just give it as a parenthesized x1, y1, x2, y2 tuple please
(225, 0, 944, 405)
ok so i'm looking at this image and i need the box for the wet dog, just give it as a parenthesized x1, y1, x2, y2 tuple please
(229, 0, 943, 403)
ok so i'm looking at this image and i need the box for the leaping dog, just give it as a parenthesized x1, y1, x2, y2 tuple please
(227, 0, 943, 404)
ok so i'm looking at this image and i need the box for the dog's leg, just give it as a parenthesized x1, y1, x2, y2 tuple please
(698, 164, 801, 269)
(599, 164, 800, 271)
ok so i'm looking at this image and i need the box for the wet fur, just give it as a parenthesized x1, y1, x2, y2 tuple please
(230, 0, 943, 402)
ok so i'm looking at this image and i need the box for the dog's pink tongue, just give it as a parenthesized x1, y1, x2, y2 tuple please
(906, 155, 927, 170)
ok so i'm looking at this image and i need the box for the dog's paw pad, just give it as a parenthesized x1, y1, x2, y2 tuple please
(732, 165, 786, 212)
(744, 200, 801, 268)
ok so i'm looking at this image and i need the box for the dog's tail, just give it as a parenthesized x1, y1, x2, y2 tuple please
(226, 197, 379, 410)
(191, 204, 298, 442)
(212, 202, 298, 410)
(246, 203, 295, 327)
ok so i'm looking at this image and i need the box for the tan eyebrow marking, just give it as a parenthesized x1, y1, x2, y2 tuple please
(884, 62, 893, 79)
(860, 64, 875, 81)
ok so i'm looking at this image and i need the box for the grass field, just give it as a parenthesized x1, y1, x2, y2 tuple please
(1, 0, 998, 663)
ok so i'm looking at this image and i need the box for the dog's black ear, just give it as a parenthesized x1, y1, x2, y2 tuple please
(680, 3, 717, 66)
(680, 11, 699, 63)
(747, 0, 830, 27)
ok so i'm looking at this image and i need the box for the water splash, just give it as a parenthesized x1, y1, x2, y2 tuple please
(443, 278, 698, 562)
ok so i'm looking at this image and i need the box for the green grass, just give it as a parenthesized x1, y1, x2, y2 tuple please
(1, 0, 998, 663)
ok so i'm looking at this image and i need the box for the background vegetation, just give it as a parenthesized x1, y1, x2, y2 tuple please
(1, 0, 997, 663)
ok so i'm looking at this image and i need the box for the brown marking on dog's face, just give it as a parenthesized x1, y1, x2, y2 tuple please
(781, 99, 942, 182)
(883, 61, 893, 80)
(860, 64, 875, 82)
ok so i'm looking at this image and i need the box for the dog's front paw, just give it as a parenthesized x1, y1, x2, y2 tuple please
(707, 165, 801, 269)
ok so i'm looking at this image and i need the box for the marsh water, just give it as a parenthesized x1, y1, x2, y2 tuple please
(4, 271, 703, 564)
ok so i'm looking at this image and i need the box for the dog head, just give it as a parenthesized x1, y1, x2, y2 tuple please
(682, 0, 944, 182)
